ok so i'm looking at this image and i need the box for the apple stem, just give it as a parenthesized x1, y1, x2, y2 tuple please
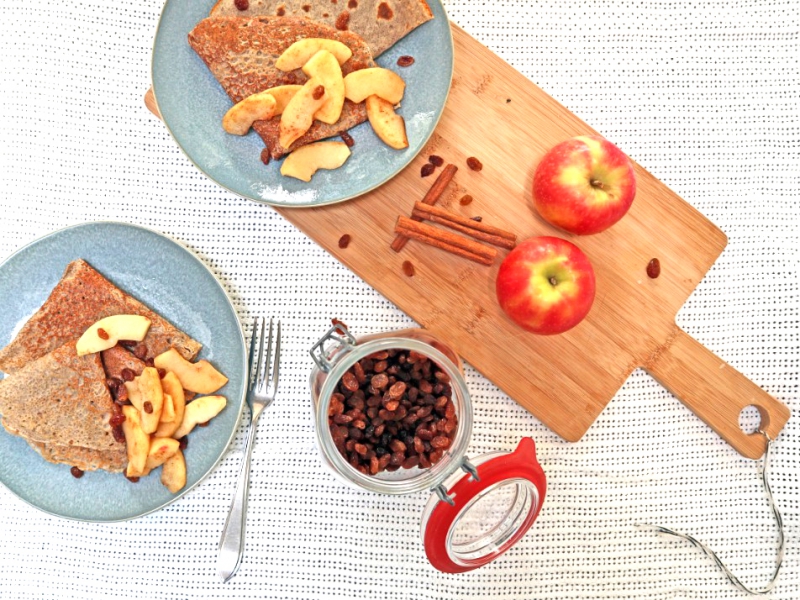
(590, 178, 605, 190)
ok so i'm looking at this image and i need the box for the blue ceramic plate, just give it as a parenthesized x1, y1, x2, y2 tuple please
(0, 222, 247, 522)
(151, 0, 453, 207)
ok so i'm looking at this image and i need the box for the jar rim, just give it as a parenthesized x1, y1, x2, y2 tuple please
(313, 337, 473, 495)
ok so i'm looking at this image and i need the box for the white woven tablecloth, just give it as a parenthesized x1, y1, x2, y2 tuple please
(1, 0, 798, 598)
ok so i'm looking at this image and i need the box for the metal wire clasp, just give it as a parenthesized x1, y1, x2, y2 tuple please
(310, 323, 357, 373)
(639, 431, 784, 595)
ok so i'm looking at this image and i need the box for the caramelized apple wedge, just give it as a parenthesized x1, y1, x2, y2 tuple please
(136, 367, 164, 434)
(263, 85, 303, 115)
(222, 91, 277, 135)
(279, 77, 328, 149)
(302, 50, 345, 125)
(343, 68, 405, 104)
(121, 405, 149, 477)
(366, 95, 408, 150)
(153, 372, 186, 439)
(276, 38, 353, 71)
(76, 315, 150, 356)
(172, 395, 227, 439)
(154, 348, 228, 394)
(144, 436, 180, 473)
(161, 449, 187, 494)
(280, 141, 351, 182)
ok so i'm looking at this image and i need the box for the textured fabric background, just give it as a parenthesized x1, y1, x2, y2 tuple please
(0, 0, 798, 598)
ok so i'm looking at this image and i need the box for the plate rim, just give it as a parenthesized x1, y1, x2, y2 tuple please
(0, 220, 247, 522)
(150, 0, 454, 208)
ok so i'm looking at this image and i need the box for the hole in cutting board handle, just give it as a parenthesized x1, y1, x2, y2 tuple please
(738, 405, 762, 435)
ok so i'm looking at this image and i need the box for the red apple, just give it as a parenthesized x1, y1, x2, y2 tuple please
(495, 236, 596, 335)
(533, 135, 636, 235)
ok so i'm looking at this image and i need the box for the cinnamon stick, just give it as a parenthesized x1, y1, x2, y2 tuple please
(412, 202, 516, 241)
(390, 163, 458, 252)
(394, 216, 497, 265)
(411, 205, 516, 249)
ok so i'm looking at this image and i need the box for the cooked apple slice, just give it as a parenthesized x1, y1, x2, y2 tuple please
(301, 50, 344, 125)
(153, 348, 228, 394)
(124, 379, 143, 412)
(135, 367, 164, 434)
(264, 84, 303, 115)
(76, 315, 150, 356)
(279, 77, 328, 149)
(343, 68, 405, 104)
(275, 38, 353, 71)
(222, 91, 277, 135)
(145, 436, 180, 472)
(366, 95, 408, 150)
(160, 393, 175, 424)
(172, 395, 227, 439)
(153, 372, 186, 438)
(161, 449, 187, 493)
(280, 141, 351, 182)
(121, 404, 149, 477)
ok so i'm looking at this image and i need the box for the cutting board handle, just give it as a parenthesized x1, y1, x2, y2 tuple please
(647, 326, 790, 459)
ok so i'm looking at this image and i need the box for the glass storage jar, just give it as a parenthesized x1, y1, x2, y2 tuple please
(309, 323, 547, 573)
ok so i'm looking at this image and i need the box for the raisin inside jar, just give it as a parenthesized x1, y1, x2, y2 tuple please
(328, 348, 458, 477)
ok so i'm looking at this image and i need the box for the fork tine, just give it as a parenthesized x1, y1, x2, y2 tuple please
(248, 316, 264, 392)
(269, 321, 281, 396)
(257, 318, 273, 391)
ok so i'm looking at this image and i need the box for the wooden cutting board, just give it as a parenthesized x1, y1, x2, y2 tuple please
(149, 23, 789, 458)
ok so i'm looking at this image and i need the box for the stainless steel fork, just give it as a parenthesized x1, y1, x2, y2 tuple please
(217, 316, 281, 582)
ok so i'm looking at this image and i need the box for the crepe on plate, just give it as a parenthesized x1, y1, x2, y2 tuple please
(188, 15, 375, 159)
(0, 259, 202, 472)
(0, 342, 128, 472)
(0, 259, 201, 374)
(208, 0, 433, 57)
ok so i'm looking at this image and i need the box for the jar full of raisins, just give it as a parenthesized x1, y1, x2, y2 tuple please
(309, 323, 547, 573)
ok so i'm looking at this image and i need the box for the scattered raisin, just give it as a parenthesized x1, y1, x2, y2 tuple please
(647, 258, 661, 279)
(331, 318, 348, 335)
(112, 426, 126, 443)
(466, 156, 483, 171)
(234, 0, 249, 10)
(260, 148, 271, 165)
(459, 194, 473, 205)
(338, 234, 352, 249)
(402, 261, 415, 277)
(428, 155, 444, 167)
(132, 343, 148, 360)
(120, 368, 136, 382)
(179, 436, 188, 450)
(397, 55, 415, 67)
(340, 131, 355, 147)
(70, 466, 84, 479)
(420, 163, 435, 177)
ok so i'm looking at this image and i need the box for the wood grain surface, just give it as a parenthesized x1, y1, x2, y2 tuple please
(150, 23, 789, 458)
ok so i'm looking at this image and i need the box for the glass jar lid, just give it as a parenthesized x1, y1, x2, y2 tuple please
(420, 437, 546, 573)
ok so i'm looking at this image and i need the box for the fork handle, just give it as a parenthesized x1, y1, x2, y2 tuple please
(216, 411, 262, 582)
